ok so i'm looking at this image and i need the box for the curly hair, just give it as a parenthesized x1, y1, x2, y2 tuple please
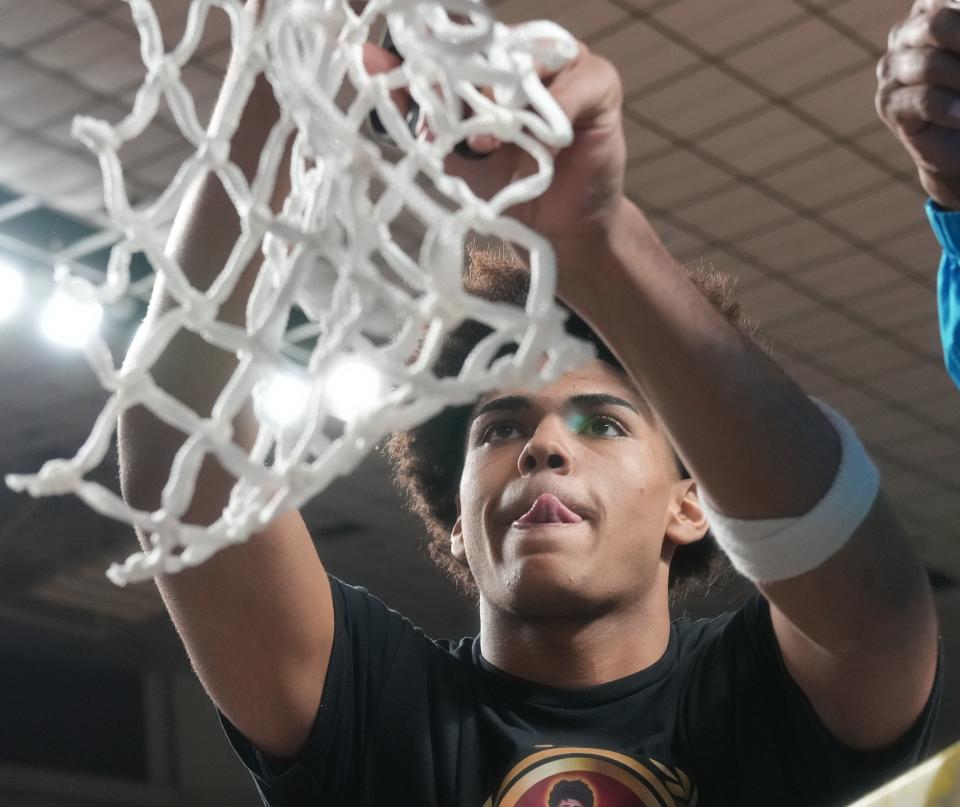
(548, 779, 595, 807)
(384, 242, 770, 605)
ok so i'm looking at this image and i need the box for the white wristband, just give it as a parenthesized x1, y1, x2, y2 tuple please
(699, 398, 881, 583)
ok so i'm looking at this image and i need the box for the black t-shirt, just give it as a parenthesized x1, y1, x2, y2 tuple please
(222, 576, 942, 806)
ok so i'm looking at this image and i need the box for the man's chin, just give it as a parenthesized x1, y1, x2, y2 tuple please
(497, 559, 606, 619)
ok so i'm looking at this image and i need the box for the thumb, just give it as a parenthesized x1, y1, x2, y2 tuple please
(540, 46, 624, 134)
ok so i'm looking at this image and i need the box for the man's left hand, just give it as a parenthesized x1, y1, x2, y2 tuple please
(445, 43, 629, 260)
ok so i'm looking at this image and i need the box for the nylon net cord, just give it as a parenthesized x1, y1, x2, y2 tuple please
(5, 0, 594, 585)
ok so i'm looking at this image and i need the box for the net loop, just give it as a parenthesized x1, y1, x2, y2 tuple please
(5, 0, 596, 585)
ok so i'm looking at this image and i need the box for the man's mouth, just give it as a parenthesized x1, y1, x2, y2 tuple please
(512, 494, 584, 529)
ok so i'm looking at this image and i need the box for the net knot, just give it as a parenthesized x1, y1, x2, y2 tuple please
(197, 137, 230, 168)
(71, 116, 119, 154)
(118, 368, 155, 404)
(151, 58, 182, 88)
(123, 221, 153, 248)
(34, 459, 83, 496)
(199, 418, 233, 446)
(183, 295, 219, 327)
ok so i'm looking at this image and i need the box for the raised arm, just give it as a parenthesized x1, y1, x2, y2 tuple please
(564, 200, 938, 751)
(118, 74, 334, 761)
(470, 43, 939, 751)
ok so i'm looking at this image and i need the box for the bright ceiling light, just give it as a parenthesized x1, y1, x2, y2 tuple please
(40, 289, 103, 348)
(323, 356, 382, 422)
(0, 261, 24, 322)
(258, 358, 382, 431)
(259, 373, 313, 429)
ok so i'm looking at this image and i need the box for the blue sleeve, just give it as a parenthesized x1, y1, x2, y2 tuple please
(924, 199, 960, 391)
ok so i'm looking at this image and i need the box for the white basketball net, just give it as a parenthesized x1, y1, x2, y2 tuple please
(5, 0, 594, 585)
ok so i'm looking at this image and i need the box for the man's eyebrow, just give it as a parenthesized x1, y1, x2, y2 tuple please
(471, 395, 531, 421)
(471, 392, 649, 422)
(568, 393, 642, 416)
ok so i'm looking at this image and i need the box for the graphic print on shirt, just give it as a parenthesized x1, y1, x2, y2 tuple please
(483, 747, 697, 807)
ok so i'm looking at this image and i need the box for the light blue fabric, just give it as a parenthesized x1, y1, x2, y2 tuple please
(925, 199, 960, 391)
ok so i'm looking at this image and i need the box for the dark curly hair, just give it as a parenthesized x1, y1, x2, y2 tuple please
(384, 242, 770, 605)
(548, 779, 595, 807)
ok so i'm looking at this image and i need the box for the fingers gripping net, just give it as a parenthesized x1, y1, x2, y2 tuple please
(5, 0, 594, 585)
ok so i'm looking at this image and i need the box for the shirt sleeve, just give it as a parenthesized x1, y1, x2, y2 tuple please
(723, 594, 943, 805)
(924, 199, 960, 391)
(217, 575, 425, 806)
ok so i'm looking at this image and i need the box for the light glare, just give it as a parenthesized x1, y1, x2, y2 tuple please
(0, 261, 24, 321)
(260, 373, 312, 429)
(323, 357, 382, 422)
(40, 290, 103, 348)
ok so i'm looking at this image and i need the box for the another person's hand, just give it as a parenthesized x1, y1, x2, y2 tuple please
(878, 0, 960, 209)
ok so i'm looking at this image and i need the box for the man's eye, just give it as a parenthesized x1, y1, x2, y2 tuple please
(480, 421, 522, 443)
(576, 415, 625, 438)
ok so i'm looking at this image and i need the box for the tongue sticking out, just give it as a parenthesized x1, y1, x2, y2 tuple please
(514, 494, 583, 528)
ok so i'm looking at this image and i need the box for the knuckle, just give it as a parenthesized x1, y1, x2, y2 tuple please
(593, 54, 623, 95)
(901, 48, 930, 83)
(875, 90, 889, 123)
(888, 20, 904, 50)
(927, 8, 955, 45)
(877, 84, 899, 122)
(916, 49, 942, 83)
(876, 54, 892, 82)
(917, 87, 943, 119)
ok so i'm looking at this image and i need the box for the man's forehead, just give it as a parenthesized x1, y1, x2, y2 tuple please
(473, 363, 654, 419)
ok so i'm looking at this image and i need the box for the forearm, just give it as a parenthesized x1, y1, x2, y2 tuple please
(120, 74, 285, 514)
(558, 198, 841, 520)
(117, 75, 333, 758)
(558, 199, 940, 724)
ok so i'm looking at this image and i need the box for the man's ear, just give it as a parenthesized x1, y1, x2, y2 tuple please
(450, 494, 467, 564)
(665, 479, 710, 547)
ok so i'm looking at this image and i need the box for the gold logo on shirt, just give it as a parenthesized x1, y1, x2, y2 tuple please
(483, 747, 697, 807)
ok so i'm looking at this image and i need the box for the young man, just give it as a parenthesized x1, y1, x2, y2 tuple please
(877, 0, 960, 392)
(119, 8, 941, 806)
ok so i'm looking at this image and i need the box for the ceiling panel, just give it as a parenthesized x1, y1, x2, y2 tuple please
(725, 14, 868, 97)
(737, 280, 817, 322)
(627, 147, 732, 207)
(631, 66, 768, 140)
(29, 17, 131, 75)
(737, 219, 854, 272)
(854, 283, 940, 328)
(767, 309, 872, 354)
(3, 75, 92, 129)
(0, 58, 50, 106)
(761, 148, 894, 210)
(793, 251, 919, 301)
(823, 338, 926, 379)
(878, 225, 942, 268)
(0, 0, 80, 48)
(594, 20, 701, 97)
(695, 106, 831, 175)
(655, 0, 806, 55)
(677, 182, 797, 239)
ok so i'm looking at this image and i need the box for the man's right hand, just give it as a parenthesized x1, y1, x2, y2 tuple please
(878, 0, 960, 209)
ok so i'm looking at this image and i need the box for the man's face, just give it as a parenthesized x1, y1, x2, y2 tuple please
(452, 360, 700, 618)
(557, 801, 586, 807)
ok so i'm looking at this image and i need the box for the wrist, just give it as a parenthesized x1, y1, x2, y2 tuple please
(552, 196, 671, 312)
(922, 171, 960, 212)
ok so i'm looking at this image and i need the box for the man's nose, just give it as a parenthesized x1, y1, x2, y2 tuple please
(517, 418, 573, 476)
